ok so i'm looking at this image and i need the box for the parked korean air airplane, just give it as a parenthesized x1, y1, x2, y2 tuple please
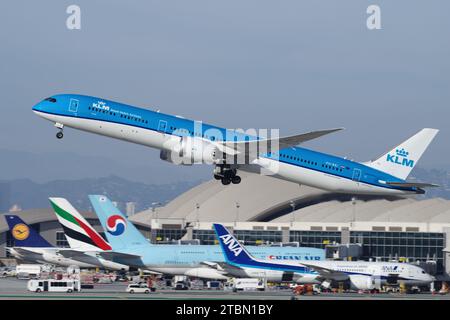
(32, 94, 439, 195)
(214, 224, 434, 290)
(86, 195, 324, 280)
(4, 215, 128, 270)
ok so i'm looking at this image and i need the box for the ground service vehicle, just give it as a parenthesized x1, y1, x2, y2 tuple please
(27, 279, 81, 293)
(126, 283, 151, 294)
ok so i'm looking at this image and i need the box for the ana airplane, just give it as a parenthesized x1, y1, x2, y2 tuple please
(4, 214, 128, 271)
(214, 223, 434, 291)
(85, 194, 324, 280)
(32, 94, 439, 195)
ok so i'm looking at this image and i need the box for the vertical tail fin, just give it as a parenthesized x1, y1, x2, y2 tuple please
(364, 128, 439, 180)
(88, 195, 150, 251)
(49, 198, 112, 251)
(4, 215, 53, 248)
(213, 224, 256, 265)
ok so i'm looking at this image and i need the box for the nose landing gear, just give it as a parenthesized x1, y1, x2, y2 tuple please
(54, 122, 64, 139)
(214, 165, 241, 185)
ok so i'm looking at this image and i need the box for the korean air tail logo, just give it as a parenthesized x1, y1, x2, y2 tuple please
(386, 148, 414, 167)
(219, 234, 243, 257)
(106, 215, 127, 236)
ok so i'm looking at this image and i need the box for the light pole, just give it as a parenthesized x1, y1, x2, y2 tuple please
(351, 197, 357, 229)
(195, 203, 200, 228)
(235, 202, 240, 227)
(289, 200, 296, 227)
(151, 201, 162, 221)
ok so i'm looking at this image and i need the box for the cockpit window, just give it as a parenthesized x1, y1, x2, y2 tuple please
(421, 270, 426, 274)
(44, 97, 57, 103)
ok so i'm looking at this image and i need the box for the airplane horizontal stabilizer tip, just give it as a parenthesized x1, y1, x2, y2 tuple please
(385, 181, 440, 188)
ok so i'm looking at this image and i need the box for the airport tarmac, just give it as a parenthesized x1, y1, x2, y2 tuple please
(0, 278, 449, 300)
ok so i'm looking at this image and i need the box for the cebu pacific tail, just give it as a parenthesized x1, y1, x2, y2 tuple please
(88, 195, 151, 250)
(49, 198, 112, 251)
(364, 128, 439, 180)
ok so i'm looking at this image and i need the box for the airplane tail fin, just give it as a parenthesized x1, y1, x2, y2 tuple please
(88, 195, 151, 251)
(4, 215, 53, 248)
(49, 198, 112, 251)
(364, 128, 439, 180)
(213, 224, 256, 265)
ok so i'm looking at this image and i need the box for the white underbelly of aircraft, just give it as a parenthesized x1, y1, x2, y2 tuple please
(252, 158, 408, 196)
(38, 112, 170, 150)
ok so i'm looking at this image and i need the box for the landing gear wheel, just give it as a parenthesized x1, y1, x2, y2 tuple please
(221, 178, 231, 185)
(231, 176, 241, 184)
(214, 174, 222, 180)
(56, 131, 64, 139)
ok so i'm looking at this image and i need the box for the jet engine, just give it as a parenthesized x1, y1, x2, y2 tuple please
(348, 274, 377, 291)
(184, 267, 229, 280)
(160, 137, 218, 165)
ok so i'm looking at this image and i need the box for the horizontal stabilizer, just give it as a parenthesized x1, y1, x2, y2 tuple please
(385, 181, 440, 188)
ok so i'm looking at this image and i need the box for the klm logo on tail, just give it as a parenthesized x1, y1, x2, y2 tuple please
(219, 234, 243, 257)
(386, 148, 414, 168)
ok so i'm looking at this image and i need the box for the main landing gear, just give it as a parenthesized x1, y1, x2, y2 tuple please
(214, 165, 241, 185)
(54, 122, 64, 139)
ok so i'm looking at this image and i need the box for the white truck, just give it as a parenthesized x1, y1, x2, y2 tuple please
(230, 278, 265, 292)
(16, 264, 43, 279)
(172, 275, 190, 290)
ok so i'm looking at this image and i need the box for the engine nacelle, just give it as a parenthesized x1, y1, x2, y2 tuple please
(348, 274, 377, 291)
(98, 258, 130, 272)
(184, 267, 229, 280)
(160, 137, 218, 165)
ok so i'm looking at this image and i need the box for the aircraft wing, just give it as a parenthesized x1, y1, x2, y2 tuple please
(57, 249, 88, 259)
(300, 263, 349, 282)
(216, 128, 344, 158)
(10, 247, 43, 257)
(200, 261, 225, 271)
(140, 269, 163, 275)
(385, 181, 440, 188)
(98, 251, 142, 261)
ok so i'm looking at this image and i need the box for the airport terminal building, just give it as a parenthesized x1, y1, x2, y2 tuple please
(1, 173, 450, 280)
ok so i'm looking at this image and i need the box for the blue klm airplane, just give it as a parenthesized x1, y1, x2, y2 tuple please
(80, 195, 325, 280)
(32, 94, 439, 195)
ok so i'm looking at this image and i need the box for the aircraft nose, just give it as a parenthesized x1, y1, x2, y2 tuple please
(32, 101, 43, 112)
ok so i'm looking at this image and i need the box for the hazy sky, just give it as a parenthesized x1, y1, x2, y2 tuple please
(0, 1, 449, 182)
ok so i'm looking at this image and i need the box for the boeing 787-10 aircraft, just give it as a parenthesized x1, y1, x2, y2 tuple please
(33, 94, 439, 196)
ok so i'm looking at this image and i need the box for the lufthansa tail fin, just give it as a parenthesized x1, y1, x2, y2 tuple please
(4, 215, 53, 248)
(364, 128, 439, 180)
(88, 195, 151, 251)
(49, 198, 112, 251)
(213, 224, 256, 265)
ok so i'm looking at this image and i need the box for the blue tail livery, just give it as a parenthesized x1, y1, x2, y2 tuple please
(213, 223, 310, 273)
(88, 195, 150, 250)
(4, 215, 53, 248)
